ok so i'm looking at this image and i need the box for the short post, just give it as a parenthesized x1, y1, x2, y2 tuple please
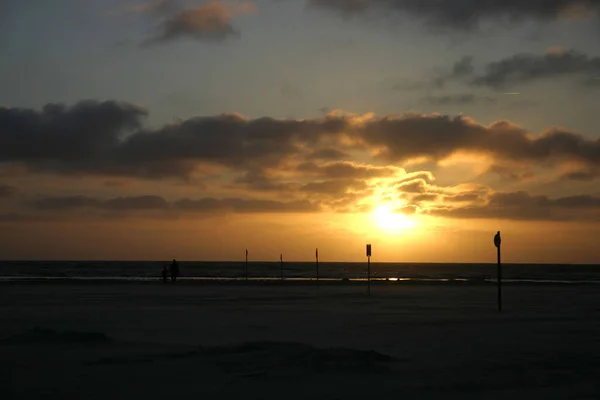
(366, 244, 372, 295)
(494, 231, 502, 312)
(245, 249, 248, 281)
(280, 253, 283, 281)
(316, 248, 319, 289)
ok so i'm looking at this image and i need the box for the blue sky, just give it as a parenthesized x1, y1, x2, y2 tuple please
(3, 0, 600, 132)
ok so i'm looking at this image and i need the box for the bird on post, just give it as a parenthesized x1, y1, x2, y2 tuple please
(494, 231, 501, 248)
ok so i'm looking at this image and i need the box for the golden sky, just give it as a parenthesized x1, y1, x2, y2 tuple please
(1, 1, 600, 262)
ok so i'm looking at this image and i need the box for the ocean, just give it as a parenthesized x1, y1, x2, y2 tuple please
(1, 261, 600, 284)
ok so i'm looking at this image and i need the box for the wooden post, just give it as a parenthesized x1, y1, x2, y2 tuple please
(245, 249, 248, 281)
(316, 248, 319, 289)
(494, 232, 502, 312)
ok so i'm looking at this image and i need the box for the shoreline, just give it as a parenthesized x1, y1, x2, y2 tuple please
(2, 276, 599, 285)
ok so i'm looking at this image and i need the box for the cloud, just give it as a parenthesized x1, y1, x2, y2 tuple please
(34, 196, 101, 210)
(422, 94, 497, 106)
(309, 0, 600, 29)
(2, 100, 600, 183)
(397, 179, 429, 193)
(442, 193, 482, 202)
(486, 164, 535, 182)
(402, 50, 600, 92)
(560, 170, 598, 181)
(0, 101, 350, 179)
(0, 184, 16, 198)
(233, 170, 297, 192)
(471, 49, 600, 89)
(33, 195, 319, 214)
(306, 148, 350, 160)
(411, 193, 438, 202)
(300, 179, 368, 195)
(360, 113, 600, 171)
(0, 212, 31, 222)
(172, 197, 319, 213)
(142, 1, 256, 45)
(297, 161, 403, 180)
(428, 191, 600, 221)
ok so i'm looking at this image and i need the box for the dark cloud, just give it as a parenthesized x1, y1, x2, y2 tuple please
(429, 191, 600, 221)
(0, 212, 30, 222)
(141, 1, 256, 45)
(422, 94, 496, 106)
(298, 161, 401, 180)
(234, 170, 296, 192)
(2, 100, 600, 182)
(361, 114, 600, 171)
(172, 197, 319, 213)
(300, 179, 368, 195)
(0, 100, 148, 174)
(471, 49, 600, 89)
(33, 196, 101, 210)
(486, 165, 535, 181)
(309, 0, 600, 29)
(306, 148, 350, 160)
(33, 195, 168, 211)
(403, 50, 600, 91)
(560, 170, 598, 181)
(104, 195, 169, 210)
(0, 101, 350, 179)
(0, 184, 16, 198)
(33, 195, 319, 214)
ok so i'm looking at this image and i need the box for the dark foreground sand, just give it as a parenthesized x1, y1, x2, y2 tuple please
(1, 282, 599, 399)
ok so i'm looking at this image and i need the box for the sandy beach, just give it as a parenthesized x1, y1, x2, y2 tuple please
(2, 282, 599, 399)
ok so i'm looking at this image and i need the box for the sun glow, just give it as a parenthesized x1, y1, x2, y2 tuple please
(371, 203, 417, 234)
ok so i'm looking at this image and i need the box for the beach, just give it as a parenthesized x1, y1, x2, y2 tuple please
(2, 281, 600, 399)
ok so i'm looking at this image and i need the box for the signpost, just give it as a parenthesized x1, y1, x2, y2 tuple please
(366, 244, 372, 295)
(494, 231, 502, 312)
(316, 248, 319, 288)
(245, 249, 248, 281)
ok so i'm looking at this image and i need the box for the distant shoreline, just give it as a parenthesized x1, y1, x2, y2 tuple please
(2, 277, 599, 286)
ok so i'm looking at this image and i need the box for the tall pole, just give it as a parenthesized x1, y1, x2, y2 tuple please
(316, 248, 319, 289)
(366, 244, 372, 296)
(494, 231, 502, 312)
(368, 256, 371, 295)
(497, 243, 502, 312)
(245, 249, 248, 281)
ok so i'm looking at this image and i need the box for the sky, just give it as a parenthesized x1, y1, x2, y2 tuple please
(1, 0, 600, 262)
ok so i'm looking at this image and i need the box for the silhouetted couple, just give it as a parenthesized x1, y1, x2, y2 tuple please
(162, 259, 179, 283)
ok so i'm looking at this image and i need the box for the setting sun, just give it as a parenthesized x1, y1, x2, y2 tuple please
(372, 203, 417, 234)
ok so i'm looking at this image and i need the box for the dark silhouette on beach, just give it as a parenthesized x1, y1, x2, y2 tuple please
(162, 265, 168, 283)
(170, 259, 179, 282)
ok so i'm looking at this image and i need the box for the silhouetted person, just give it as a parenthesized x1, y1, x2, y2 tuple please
(162, 265, 168, 283)
(170, 259, 179, 282)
